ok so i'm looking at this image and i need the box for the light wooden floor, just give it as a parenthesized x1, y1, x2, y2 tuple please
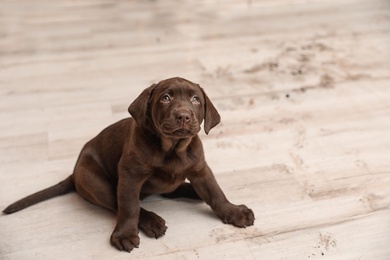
(1, 0, 390, 259)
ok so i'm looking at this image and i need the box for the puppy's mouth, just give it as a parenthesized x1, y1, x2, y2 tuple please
(161, 124, 201, 138)
(164, 128, 193, 138)
(174, 128, 188, 134)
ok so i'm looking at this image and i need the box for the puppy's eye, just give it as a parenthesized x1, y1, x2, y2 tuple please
(161, 94, 171, 102)
(191, 95, 200, 104)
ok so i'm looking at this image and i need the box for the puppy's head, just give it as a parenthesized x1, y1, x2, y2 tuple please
(128, 77, 220, 138)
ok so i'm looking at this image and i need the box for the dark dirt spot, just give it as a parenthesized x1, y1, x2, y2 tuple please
(319, 74, 334, 88)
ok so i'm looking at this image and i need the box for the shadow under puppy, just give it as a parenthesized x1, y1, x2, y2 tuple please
(3, 77, 255, 253)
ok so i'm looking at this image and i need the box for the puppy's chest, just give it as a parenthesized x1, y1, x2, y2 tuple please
(149, 153, 191, 179)
(155, 153, 193, 176)
(142, 164, 188, 195)
(151, 167, 184, 184)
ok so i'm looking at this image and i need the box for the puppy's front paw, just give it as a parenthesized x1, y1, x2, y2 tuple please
(139, 210, 167, 239)
(219, 204, 255, 228)
(110, 228, 140, 253)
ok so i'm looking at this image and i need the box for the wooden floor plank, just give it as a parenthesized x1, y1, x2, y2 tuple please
(1, 0, 390, 259)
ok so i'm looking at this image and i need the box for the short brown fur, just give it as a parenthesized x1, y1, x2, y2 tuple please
(3, 77, 255, 253)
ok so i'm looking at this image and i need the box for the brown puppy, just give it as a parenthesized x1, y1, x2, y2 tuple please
(3, 77, 255, 252)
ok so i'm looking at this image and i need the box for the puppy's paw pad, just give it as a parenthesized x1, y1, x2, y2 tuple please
(110, 231, 140, 252)
(139, 211, 168, 238)
(221, 204, 255, 228)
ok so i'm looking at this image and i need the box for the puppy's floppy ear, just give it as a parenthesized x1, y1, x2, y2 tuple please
(128, 83, 156, 126)
(200, 87, 221, 134)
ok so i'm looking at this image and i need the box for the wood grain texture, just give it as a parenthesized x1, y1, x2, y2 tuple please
(1, 0, 389, 259)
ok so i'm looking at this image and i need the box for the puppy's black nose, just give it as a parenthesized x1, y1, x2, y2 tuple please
(175, 110, 192, 124)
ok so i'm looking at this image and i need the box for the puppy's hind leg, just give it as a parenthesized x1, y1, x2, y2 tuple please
(73, 156, 117, 213)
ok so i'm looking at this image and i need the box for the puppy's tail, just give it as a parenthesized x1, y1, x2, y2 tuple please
(3, 175, 75, 214)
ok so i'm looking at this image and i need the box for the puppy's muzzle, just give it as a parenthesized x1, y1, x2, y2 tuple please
(174, 109, 193, 125)
(161, 109, 199, 138)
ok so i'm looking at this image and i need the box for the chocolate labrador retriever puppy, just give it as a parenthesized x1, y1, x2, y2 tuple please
(3, 77, 254, 252)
